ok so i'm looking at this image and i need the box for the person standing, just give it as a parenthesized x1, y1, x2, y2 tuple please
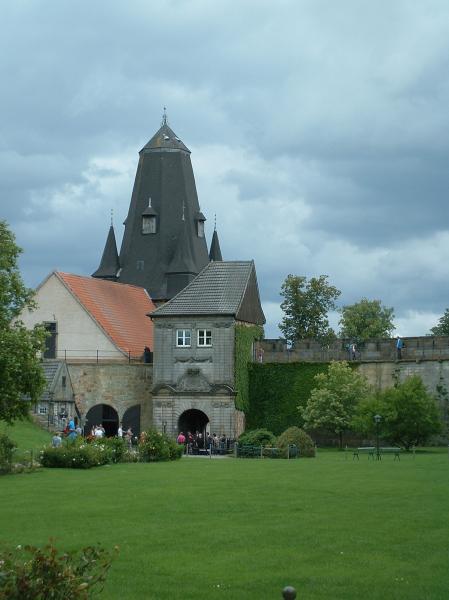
(396, 336, 404, 360)
(350, 342, 357, 361)
(52, 432, 62, 448)
(125, 427, 133, 449)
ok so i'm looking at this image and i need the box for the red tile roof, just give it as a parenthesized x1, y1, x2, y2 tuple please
(57, 272, 155, 358)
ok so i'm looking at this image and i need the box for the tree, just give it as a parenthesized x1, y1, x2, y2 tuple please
(300, 361, 371, 448)
(279, 275, 341, 345)
(0, 221, 46, 423)
(352, 375, 442, 449)
(339, 298, 395, 343)
(430, 309, 449, 336)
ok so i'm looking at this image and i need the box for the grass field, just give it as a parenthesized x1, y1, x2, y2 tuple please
(0, 423, 448, 599)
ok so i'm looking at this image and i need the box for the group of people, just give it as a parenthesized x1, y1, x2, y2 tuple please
(51, 419, 135, 449)
(117, 423, 134, 448)
(51, 417, 80, 447)
(176, 431, 233, 455)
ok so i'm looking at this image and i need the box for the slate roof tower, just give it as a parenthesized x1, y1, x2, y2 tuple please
(107, 114, 209, 301)
(92, 224, 120, 281)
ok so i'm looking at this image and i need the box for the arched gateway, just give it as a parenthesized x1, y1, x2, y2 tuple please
(178, 409, 209, 436)
(84, 404, 119, 436)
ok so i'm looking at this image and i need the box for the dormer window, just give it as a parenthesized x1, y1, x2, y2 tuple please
(142, 215, 156, 234)
(195, 211, 206, 238)
(142, 199, 158, 235)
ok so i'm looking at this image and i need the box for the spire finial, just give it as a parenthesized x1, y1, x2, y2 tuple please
(214, 213, 217, 231)
(148, 196, 152, 207)
(111, 208, 113, 226)
(162, 106, 167, 126)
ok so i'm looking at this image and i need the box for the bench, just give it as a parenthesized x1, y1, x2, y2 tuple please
(380, 447, 402, 460)
(353, 447, 376, 460)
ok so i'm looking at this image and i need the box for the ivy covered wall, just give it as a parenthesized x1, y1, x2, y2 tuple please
(246, 362, 329, 435)
(234, 324, 264, 411)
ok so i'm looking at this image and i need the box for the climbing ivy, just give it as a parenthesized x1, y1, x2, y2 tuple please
(246, 362, 329, 435)
(234, 324, 264, 411)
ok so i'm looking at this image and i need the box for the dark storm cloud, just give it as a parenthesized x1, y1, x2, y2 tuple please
(2, 0, 449, 336)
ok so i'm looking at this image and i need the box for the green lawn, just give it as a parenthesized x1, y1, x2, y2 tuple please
(1, 443, 449, 599)
(0, 417, 52, 463)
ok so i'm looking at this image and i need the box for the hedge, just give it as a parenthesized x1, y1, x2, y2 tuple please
(246, 362, 329, 435)
(234, 324, 264, 411)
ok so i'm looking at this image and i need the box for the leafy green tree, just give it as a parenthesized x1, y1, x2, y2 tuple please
(0, 221, 46, 423)
(339, 298, 395, 343)
(430, 309, 449, 336)
(300, 361, 371, 448)
(353, 375, 442, 449)
(279, 274, 341, 345)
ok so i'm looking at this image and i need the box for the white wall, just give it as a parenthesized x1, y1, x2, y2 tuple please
(19, 273, 123, 360)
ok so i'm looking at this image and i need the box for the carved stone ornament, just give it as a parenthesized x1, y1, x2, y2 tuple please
(174, 356, 212, 363)
(177, 370, 211, 392)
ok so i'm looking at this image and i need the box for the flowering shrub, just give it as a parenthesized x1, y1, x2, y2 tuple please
(40, 439, 113, 469)
(92, 437, 126, 464)
(0, 433, 16, 474)
(138, 429, 183, 462)
(0, 541, 116, 599)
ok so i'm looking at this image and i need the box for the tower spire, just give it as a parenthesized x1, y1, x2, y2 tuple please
(209, 227, 223, 262)
(162, 106, 167, 126)
(92, 221, 120, 280)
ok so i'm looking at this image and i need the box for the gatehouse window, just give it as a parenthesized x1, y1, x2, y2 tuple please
(197, 329, 212, 347)
(38, 404, 47, 415)
(176, 329, 191, 347)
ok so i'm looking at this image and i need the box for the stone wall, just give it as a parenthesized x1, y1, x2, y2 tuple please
(257, 336, 449, 363)
(67, 362, 153, 428)
(358, 359, 449, 397)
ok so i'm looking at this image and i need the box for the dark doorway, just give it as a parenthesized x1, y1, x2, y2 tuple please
(43, 322, 57, 359)
(84, 404, 119, 436)
(122, 404, 141, 437)
(178, 409, 209, 437)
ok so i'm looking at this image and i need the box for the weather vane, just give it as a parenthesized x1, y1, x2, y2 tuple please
(162, 106, 167, 126)
(214, 213, 217, 231)
(110, 208, 113, 226)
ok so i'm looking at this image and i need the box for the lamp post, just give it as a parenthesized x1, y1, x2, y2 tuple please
(374, 414, 381, 460)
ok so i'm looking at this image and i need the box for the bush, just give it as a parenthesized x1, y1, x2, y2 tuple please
(237, 428, 276, 447)
(0, 541, 116, 599)
(277, 426, 315, 457)
(94, 437, 126, 463)
(40, 439, 113, 469)
(0, 433, 16, 474)
(138, 429, 183, 462)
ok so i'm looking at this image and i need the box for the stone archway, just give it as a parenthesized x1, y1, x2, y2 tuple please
(178, 409, 209, 438)
(122, 404, 141, 437)
(84, 404, 119, 437)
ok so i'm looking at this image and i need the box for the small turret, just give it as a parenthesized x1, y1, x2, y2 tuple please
(92, 223, 120, 280)
(209, 229, 223, 262)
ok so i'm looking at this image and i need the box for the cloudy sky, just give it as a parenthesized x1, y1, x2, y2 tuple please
(3, 1, 449, 337)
